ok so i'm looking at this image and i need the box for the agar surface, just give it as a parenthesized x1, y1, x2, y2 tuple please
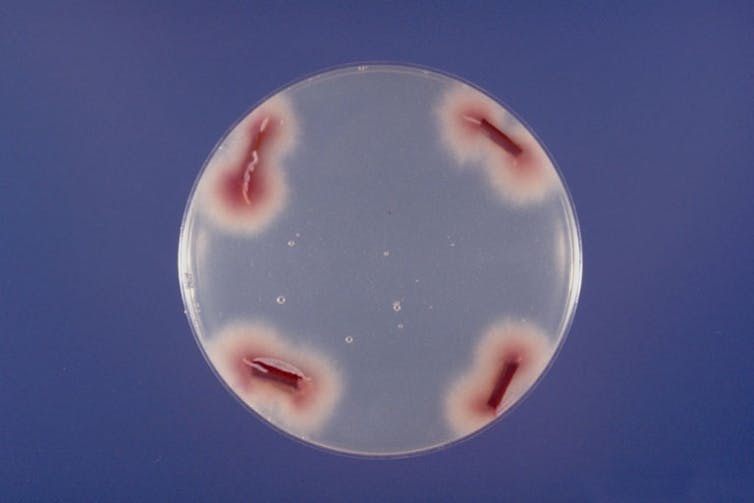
(181, 66, 580, 455)
(200, 96, 298, 235)
(205, 322, 341, 434)
(444, 320, 555, 436)
(436, 85, 557, 206)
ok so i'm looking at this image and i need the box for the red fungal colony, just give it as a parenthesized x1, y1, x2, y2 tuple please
(219, 116, 272, 208)
(436, 86, 503, 166)
(436, 85, 557, 205)
(445, 321, 555, 436)
(205, 322, 341, 433)
(201, 96, 297, 235)
(243, 356, 311, 390)
(473, 117, 524, 158)
(485, 358, 520, 410)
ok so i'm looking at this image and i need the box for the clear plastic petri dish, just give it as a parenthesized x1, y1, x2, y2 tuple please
(177, 64, 582, 457)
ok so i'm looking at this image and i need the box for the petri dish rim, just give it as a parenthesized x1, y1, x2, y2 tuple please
(177, 61, 583, 458)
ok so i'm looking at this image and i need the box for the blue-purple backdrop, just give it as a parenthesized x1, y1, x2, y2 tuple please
(2, 1, 752, 501)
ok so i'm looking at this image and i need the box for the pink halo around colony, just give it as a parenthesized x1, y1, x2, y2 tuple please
(444, 320, 555, 437)
(199, 96, 298, 235)
(436, 85, 558, 206)
(204, 321, 341, 435)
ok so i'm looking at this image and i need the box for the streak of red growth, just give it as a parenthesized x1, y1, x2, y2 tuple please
(477, 118, 524, 158)
(221, 162, 268, 209)
(220, 115, 278, 209)
(486, 358, 520, 410)
(242, 356, 309, 389)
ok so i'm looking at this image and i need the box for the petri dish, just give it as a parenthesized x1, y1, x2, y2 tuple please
(178, 64, 582, 457)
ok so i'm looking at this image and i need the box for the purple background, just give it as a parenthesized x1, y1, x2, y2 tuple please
(2, 1, 752, 501)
